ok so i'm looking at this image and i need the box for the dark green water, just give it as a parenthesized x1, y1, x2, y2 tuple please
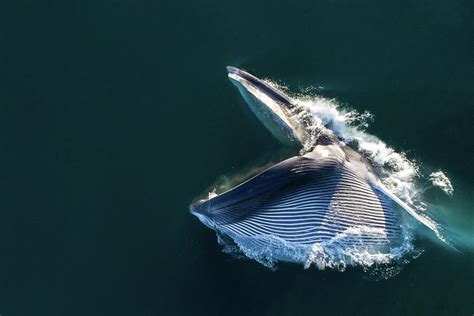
(0, 0, 473, 315)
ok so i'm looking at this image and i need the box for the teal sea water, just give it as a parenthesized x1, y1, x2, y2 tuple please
(0, 0, 473, 315)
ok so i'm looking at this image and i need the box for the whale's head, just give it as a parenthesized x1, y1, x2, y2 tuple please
(226, 66, 306, 146)
(190, 67, 313, 230)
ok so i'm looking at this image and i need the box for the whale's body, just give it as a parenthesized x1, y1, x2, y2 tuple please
(190, 67, 439, 266)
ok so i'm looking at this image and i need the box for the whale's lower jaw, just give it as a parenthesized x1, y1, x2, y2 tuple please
(191, 145, 406, 266)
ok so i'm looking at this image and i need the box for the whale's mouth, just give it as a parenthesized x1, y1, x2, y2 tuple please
(189, 66, 456, 273)
(209, 161, 277, 197)
(189, 160, 278, 217)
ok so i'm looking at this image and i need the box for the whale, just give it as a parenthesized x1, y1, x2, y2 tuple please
(190, 66, 442, 266)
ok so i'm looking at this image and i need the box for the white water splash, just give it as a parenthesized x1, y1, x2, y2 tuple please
(429, 170, 454, 196)
(289, 94, 457, 246)
(304, 225, 415, 271)
(217, 224, 417, 277)
(292, 95, 425, 210)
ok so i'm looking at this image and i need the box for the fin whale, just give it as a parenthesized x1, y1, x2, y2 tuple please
(190, 67, 442, 266)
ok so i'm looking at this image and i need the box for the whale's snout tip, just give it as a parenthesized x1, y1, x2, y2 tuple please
(189, 199, 216, 229)
(226, 66, 240, 75)
(189, 198, 209, 216)
(189, 200, 201, 214)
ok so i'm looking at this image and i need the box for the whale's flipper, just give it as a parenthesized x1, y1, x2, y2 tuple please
(373, 180, 455, 249)
(191, 153, 404, 253)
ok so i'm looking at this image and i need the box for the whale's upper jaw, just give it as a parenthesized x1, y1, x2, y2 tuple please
(226, 66, 294, 108)
(226, 66, 308, 146)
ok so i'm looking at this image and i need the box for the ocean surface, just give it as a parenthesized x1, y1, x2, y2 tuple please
(0, 0, 472, 315)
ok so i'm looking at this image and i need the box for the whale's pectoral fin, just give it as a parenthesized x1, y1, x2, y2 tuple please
(373, 182, 459, 250)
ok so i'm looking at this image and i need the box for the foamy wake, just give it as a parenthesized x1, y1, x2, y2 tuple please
(217, 80, 453, 275)
(218, 224, 419, 277)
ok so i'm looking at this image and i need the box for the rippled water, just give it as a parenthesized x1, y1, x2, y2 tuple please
(0, 0, 472, 315)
